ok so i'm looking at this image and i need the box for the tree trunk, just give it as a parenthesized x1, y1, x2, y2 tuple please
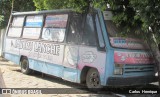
(146, 32, 160, 88)
(0, 28, 6, 57)
(153, 44, 160, 88)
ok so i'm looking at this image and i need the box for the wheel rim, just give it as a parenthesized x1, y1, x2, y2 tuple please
(89, 72, 100, 88)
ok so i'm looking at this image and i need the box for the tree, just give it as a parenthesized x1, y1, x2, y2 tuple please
(0, 15, 4, 28)
(0, 0, 36, 28)
(33, 0, 107, 12)
(130, 0, 160, 44)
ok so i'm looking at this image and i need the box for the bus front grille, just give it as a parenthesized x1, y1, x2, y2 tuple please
(124, 64, 154, 74)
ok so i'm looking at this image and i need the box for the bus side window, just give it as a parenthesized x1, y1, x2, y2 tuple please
(67, 13, 83, 44)
(23, 15, 43, 39)
(42, 14, 68, 42)
(82, 14, 97, 46)
(95, 15, 105, 48)
(7, 16, 25, 37)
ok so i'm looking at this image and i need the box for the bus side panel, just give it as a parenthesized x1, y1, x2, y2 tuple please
(4, 53, 20, 65)
(29, 58, 63, 78)
(15, 39, 64, 65)
(18, 39, 65, 78)
(63, 67, 79, 82)
(78, 46, 106, 85)
(62, 46, 79, 82)
(36, 41, 64, 65)
(45, 62, 63, 78)
(4, 38, 20, 65)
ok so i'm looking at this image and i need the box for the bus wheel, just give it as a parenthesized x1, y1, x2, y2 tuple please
(20, 57, 31, 74)
(86, 68, 103, 91)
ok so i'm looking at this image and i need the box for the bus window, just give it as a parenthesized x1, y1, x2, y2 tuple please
(44, 14, 68, 28)
(67, 13, 83, 44)
(42, 14, 68, 42)
(8, 16, 25, 37)
(12, 16, 24, 27)
(25, 15, 43, 27)
(82, 14, 97, 46)
(23, 15, 43, 39)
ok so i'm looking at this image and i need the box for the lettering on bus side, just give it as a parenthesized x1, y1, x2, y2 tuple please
(10, 39, 60, 56)
(11, 40, 33, 51)
(34, 42, 60, 55)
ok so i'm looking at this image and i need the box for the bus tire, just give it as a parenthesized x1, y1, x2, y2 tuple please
(20, 57, 32, 75)
(86, 68, 103, 91)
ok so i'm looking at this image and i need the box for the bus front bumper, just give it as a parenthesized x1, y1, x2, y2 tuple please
(106, 76, 158, 86)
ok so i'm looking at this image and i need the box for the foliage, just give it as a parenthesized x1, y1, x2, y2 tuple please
(0, 0, 35, 28)
(0, 0, 11, 28)
(32, 0, 45, 10)
(130, 0, 160, 44)
(0, 15, 4, 29)
(33, 0, 107, 12)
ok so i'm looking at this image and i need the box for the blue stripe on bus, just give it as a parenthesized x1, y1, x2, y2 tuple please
(25, 22, 43, 27)
(29, 58, 80, 83)
(4, 53, 20, 65)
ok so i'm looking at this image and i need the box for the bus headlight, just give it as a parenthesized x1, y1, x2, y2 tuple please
(114, 64, 123, 75)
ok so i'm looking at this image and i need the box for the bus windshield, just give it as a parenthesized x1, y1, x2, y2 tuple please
(105, 20, 122, 37)
(103, 11, 149, 50)
(103, 11, 136, 37)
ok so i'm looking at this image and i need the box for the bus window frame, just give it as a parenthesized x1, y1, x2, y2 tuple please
(66, 12, 84, 45)
(79, 12, 106, 52)
(22, 14, 44, 39)
(41, 13, 70, 43)
(80, 13, 98, 47)
(7, 15, 25, 38)
(94, 13, 106, 51)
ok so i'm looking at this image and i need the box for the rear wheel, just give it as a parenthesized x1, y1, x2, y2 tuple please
(86, 68, 103, 91)
(20, 57, 32, 74)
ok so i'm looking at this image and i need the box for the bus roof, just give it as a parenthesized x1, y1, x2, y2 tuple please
(12, 9, 73, 16)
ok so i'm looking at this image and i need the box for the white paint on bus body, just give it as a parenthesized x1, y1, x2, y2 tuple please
(5, 38, 64, 65)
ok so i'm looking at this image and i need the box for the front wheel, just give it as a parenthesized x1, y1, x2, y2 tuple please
(20, 57, 32, 74)
(86, 68, 103, 91)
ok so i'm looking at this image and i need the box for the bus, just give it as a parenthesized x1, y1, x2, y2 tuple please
(3, 8, 157, 90)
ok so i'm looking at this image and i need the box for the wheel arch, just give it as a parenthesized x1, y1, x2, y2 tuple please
(80, 66, 99, 84)
(20, 55, 27, 62)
